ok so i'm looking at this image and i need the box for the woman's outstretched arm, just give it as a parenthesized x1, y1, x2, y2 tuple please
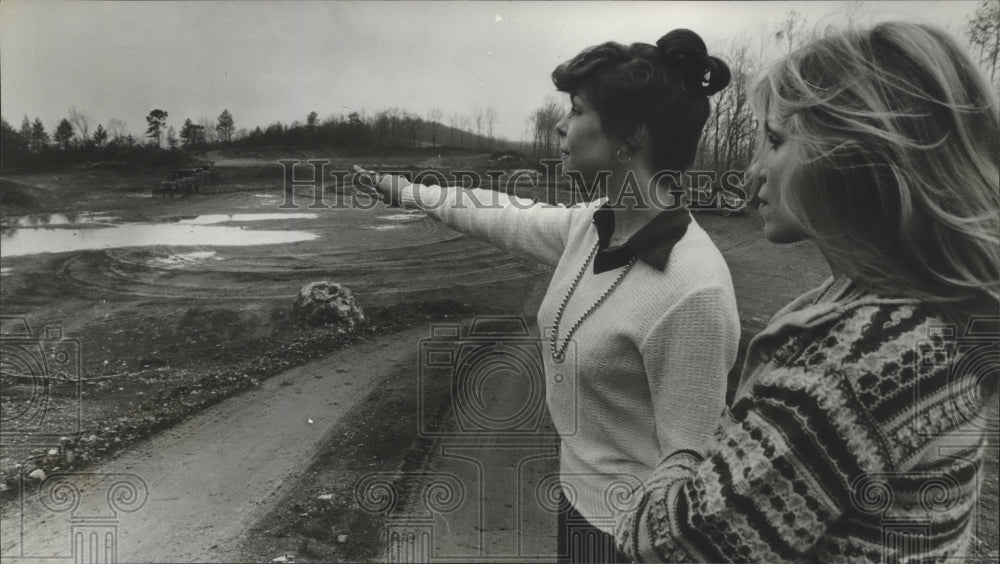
(357, 167, 584, 267)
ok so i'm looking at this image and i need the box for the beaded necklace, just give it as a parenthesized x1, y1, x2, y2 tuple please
(550, 241, 638, 362)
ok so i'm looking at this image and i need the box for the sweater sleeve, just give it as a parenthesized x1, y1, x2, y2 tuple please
(615, 368, 863, 562)
(398, 182, 579, 267)
(639, 285, 738, 459)
(620, 302, 986, 562)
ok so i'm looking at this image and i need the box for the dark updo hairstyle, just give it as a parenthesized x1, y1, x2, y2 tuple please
(552, 29, 730, 171)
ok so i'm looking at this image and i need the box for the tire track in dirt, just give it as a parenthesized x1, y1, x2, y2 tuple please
(45, 234, 547, 302)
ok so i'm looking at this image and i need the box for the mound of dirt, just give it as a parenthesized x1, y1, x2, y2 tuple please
(0, 177, 57, 216)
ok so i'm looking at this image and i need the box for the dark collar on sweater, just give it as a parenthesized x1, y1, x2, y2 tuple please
(591, 202, 691, 274)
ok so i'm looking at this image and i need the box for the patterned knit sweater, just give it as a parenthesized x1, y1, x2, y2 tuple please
(399, 183, 740, 534)
(615, 277, 995, 562)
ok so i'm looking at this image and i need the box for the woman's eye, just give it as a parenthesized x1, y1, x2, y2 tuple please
(767, 134, 782, 148)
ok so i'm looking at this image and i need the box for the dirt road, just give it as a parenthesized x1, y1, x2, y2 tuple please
(1, 325, 429, 563)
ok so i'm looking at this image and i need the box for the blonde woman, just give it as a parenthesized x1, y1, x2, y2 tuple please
(361, 29, 739, 563)
(614, 22, 999, 562)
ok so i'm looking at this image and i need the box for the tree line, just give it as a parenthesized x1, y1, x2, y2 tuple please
(1, 103, 516, 170)
(3, 4, 996, 173)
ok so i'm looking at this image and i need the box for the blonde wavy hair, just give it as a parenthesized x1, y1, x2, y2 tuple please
(751, 22, 1000, 321)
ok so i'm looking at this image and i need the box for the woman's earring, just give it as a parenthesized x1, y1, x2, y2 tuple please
(615, 146, 632, 163)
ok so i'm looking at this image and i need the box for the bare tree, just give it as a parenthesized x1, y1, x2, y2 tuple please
(107, 118, 129, 142)
(485, 107, 498, 149)
(460, 114, 472, 149)
(374, 109, 391, 147)
(405, 114, 423, 148)
(386, 107, 403, 147)
(774, 10, 807, 54)
(694, 33, 766, 174)
(475, 109, 485, 149)
(199, 117, 218, 144)
(844, 0, 865, 26)
(68, 106, 90, 143)
(448, 112, 461, 146)
(966, 0, 1000, 83)
(427, 108, 444, 146)
(530, 97, 563, 157)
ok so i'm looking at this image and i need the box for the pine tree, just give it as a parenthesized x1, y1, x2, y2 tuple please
(30, 118, 50, 152)
(216, 109, 235, 144)
(54, 118, 75, 150)
(146, 109, 168, 147)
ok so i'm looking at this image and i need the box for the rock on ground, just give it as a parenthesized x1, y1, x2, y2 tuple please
(292, 282, 365, 329)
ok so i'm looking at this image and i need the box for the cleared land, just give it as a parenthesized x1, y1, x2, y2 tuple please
(1, 149, 995, 562)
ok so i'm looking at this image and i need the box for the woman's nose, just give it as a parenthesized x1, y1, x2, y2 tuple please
(744, 163, 765, 204)
(555, 117, 567, 136)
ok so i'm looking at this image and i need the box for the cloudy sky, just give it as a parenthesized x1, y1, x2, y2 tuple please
(1, 1, 980, 143)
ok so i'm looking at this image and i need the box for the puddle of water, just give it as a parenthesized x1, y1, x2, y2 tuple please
(253, 194, 279, 198)
(366, 224, 407, 231)
(0, 267, 12, 276)
(2, 212, 117, 228)
(178, 213, 318, 225)
(152, 251, 224, 268)
(1, 224, 317, 257)
(378, 214, 423, 221)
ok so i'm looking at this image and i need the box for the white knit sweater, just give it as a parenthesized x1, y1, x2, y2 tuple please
(399, 184, 740, 534)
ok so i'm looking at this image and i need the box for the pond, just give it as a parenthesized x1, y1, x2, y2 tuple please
(1, 212, 118, 227)
(0, 213, 319, 257)
(177, 213, 318, 225)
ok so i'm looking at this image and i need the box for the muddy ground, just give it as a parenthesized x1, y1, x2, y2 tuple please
(1, 149, 996, 562)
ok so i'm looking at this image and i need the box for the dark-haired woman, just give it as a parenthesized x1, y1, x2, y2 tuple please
(360, 29, 736, 563)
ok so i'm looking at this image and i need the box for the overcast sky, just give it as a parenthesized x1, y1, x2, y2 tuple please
(1, 1, 980, 143)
